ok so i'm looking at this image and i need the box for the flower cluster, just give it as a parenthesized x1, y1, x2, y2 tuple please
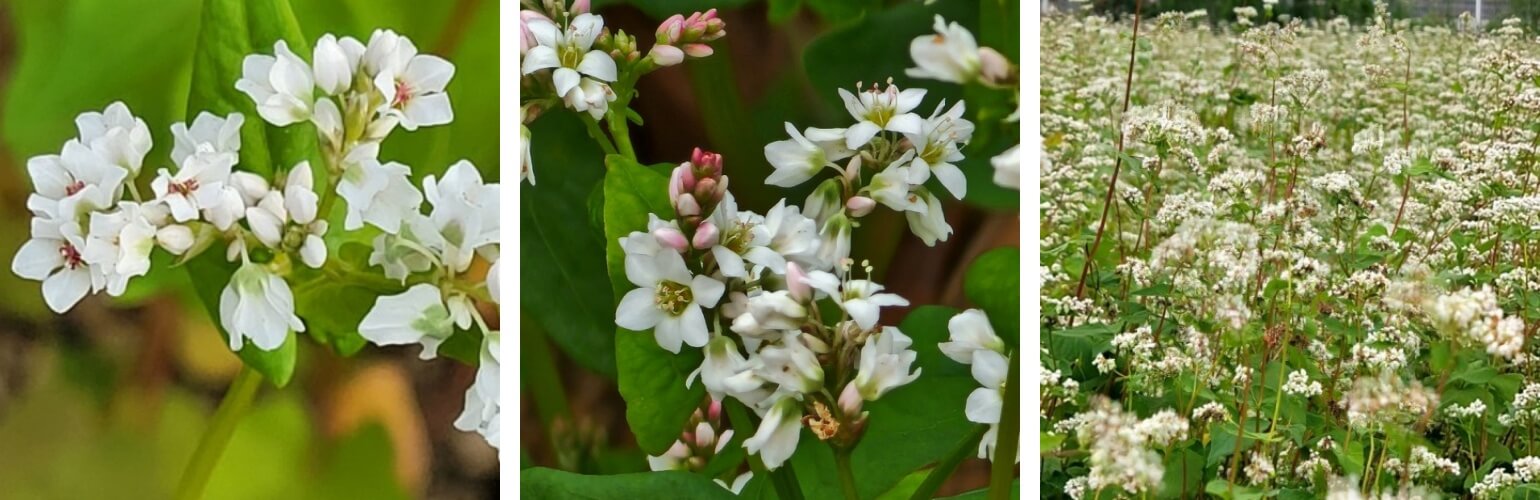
(615, 149, 920, 470)
(13, 29, 499, 449)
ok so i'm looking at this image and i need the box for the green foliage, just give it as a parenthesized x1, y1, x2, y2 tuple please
(964, 247, 1021, 345)
(521, 112, 619, 377)
(522, 467, 737, 499)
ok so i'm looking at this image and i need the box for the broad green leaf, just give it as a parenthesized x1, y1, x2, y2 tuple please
(521, 468, 736, 499)
(521, 112, 617, 377)
(603, 154, 704, 454)
(963, 247, 1020, 345)
(937, 481, 1019, 499)
(790, 306, 978, 498)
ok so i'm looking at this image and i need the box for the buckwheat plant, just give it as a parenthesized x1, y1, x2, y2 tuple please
(1044, 2, 1540, 498)
(521, 1, 1019, 497)
(10, 9, 497, 499)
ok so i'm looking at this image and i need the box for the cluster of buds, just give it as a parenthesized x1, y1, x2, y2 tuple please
(670, 148, 729, 230)
(523, 0, 589, 18)
(647, 399, 734, 472)
(596, 28, 642, 64)
(649, 9, 728, 67)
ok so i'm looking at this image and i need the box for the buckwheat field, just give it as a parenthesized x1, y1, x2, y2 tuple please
(1041, 5, 1540, 499)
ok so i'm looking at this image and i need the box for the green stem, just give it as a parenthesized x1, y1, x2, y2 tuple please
(606, 112, 636, 161)
(910, 425, 989, 500)
(835, 449, 859, 500)
(175, 366, 262, 500)
(581, 115, 618, 156)
(521, 316, 569, 450)
(989, 353, 1021, 499)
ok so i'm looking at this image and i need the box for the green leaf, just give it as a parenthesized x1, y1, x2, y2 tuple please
(963, 247, 1020, 345)
(521, 112, 618, 377)
(181, 0, 315, 387)
(602, 154, 704, 454)
(520, 468, 736, 499)
(790, 306, 978, 498)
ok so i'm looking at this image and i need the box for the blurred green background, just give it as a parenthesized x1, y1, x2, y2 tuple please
(0, 0, 498, 498)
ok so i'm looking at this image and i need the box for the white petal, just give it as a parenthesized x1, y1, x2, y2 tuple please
(678, 305, 709, 348)
(402, 92, 454, 130)
(552, 68, 581, 98)
(691, 275, 725, 308)
(404, 55, 456, 92)
(42, 267, 91, 313)
(713, 245, 746, 278)
(577, 51, 617, 82)
(965, 387, 1003, 425)
(844, 121, 882, 150)
(616, 287, 664, 331)
(12, 238, 63, 281)
(885, 113, 924, 135)
(522, 46, 560, 74)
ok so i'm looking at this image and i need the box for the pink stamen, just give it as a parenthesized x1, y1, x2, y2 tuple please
(59, 243, 83, 270)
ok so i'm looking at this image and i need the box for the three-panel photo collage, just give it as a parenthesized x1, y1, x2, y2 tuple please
(3, 0, 1528, 498)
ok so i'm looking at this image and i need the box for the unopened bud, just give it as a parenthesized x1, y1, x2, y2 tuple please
(649, 44, 684, 67)
(846, 196, 876, 217)
(804, 178, 844, 224)
(229, 171, 270, 206)
(978, 47, 1014, 85)
(708, 399, 723, 422)
(669, 164, 696, 201)
(676, 193, 701, 218)
(694, 421, 716, 449)
(786, 262, 811, 302)
(653, 227, 689, 253)
(693, 177, 719, 206)
(684, 43, 714, 58)
(691, 148, 723, 176)
(570, 0, 591, 14)
(657, 14, 685, 44)
(692, 221, 720, 249)
(157, 225, 195, 255)
(838, 381, 864, 416)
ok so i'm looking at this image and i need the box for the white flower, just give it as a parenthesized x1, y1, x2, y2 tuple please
(521, 123, 535, 185)
(762, 200, 823, 271)
(905, 189, 952, 245)
(171, 111, 244, 168)
(906, 16, 982, 84)
(689, 335, 765, 402)
(900, 100, 973, 199)
(729, 290, 807, 339)
(647, 441, 693, 471)
(522, 14, 618, 118)
(410, 161, 500, 273)
(25, 140, 126, 220)
(941, 309, 1006, 364)
(838, 83, 926, 149)
(863, 163, 926, 213)
(814, 213, 852, 274)
(764, 123, 852, 187)
(75, 101, 152, 177)
(704, 193, 784, 278)
(151, 148, 236, 223)
(219, 261, 304, 351)
(454, 332, 500, 448)
(487, 257, 500, 304)
(754, 332, 825, 395)
(803, 270, 909, 330)
(312, 33, 365, 96)
(969, 349, 1009, 459)
(359, 283, 456, 360)
(854, 326, 922, 400)
(743, 396, 802, 470)
(236, 40, 315, 126)
(12, 217, 101, 313)
(992, 145, 1020, 190)
(369, 35, 455, 130)
(82, 201, 165, 296)
(615, 239, 725, 353)
(337, 151, 425, 233)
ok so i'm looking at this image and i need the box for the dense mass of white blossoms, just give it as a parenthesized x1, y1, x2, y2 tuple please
(1041, 2, 1540, 496)
(12, 29, 500, 448)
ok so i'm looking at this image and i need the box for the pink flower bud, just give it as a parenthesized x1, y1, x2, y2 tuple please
(684, 43, 714, 58)
(846, 196, 876, 217)
(692, 221, 720, 249)
(649, 44, 684, 67)
(657, 15, 685, 43)
(570, 0, 591, 14)
(653, 227, 689, 253)
(690, 148, 723, 180)
(694, 421, 716, 449)
(979, 47, 1012, 83)
(676, 193, 701, 218)
(839, 381, 864, 416)
(693, 177, 719, 205)
(786, 262, 810, 302)
(669, 163, 695, 201)
(708, 399, 723, 422)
